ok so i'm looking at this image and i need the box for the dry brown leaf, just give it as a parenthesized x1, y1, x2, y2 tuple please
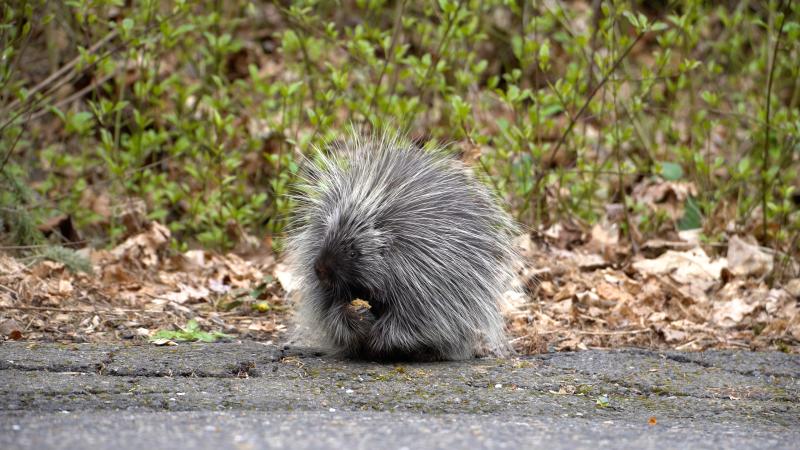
(542, 222, 584, 249)
(116, 198, 149, 235)
(30, 260, 66, 279)
(786, 279, 800, 298)
(633, 247, 727, 304)
(110, 221, 171, 268)
(661, 326, 688, 343)
(711, 297, 758, 328)
(0, 319, 23, 340)
(181, 250, 208, 269)
(101, 263, 136, 285)
(631, 179, 697, 221)
(57, 279, 73, 295)
(584, 223, 619, 259)
(79, 189, 112, 221)
(551, 298, 574, 316)
(163, 283, 210, 304)
(575, 253, 609, 271)
(727, 235, 773, 278)
(0, 254, 26, 274)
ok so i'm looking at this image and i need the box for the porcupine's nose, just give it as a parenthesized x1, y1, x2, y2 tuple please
(313, 250, 336, 288)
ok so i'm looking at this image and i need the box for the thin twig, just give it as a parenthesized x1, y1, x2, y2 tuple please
(1, 10, 183, 133)
(0, 284, 18, 296)
(418, 0, 465, 127)
(509, 328, 651, 343)
(0, 107, 32, 174)
(576, 328, 650, 336)
(28, 72, 116, 122)
(762, 0, 789, 243)
(1, 29, 119, 116)
(0, 305, 163, 314)
(368, 0, 406, 117)
(532, 32, 645, 188)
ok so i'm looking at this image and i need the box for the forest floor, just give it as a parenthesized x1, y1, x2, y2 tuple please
(1, 212, 799, 353)
(1, 341, 798, 449)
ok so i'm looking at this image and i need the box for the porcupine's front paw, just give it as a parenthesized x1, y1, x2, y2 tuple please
(334, 300, 375, 356)
(347, 302, 375, 335)
(347, 299, 374, 321)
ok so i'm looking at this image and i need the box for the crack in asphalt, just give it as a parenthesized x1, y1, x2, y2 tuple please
(0, 355, 270, 379)
(619, 348, 799, 379)
(1, 344, 797, 407)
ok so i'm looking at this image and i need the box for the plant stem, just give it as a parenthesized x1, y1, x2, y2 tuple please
(762, 0, 789, 243)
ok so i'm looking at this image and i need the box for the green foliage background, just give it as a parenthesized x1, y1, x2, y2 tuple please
(1, 0, 798, 267)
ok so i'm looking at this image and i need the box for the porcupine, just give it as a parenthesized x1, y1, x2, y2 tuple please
(285, 132, 520, 361)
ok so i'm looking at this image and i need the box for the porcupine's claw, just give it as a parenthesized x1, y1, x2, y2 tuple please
(341, 305, 377, 358)
(344, 302, 375, 335)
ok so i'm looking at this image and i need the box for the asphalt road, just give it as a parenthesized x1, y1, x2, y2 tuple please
(1, 342, 798, 449)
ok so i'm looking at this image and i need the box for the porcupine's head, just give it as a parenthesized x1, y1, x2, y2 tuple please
(286, 136, 395, 322)
(310, 206, 389, 313)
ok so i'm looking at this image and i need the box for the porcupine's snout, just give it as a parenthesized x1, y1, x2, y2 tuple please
(313, 248, 338, 289)
(313, 241, 378, 313)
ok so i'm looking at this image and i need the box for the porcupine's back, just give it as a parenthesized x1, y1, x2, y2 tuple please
(287, 133, 519, 360)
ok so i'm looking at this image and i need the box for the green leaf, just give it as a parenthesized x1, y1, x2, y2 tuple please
(66, 111, 95, 134)
(538, 41, 550, 71)
(540, 104, 564, 118)
(678, 197, 703, 230)
(650, 21, 668, 32)
(184, 319, 200, 332)
(622, 11, 640, 29)
(121, 18, 134, 32)
(659, 162, 683, 181)
(149, 320, 231, 343)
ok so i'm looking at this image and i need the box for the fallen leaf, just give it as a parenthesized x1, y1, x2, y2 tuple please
(783, 279, 800, 298)
(727, 235, 773, 278)
(633, 247, 727, 285)
(712, 297, 758, 328)
(58, 279, 73, 295)
(0, 319, 23, 340)
(661, 326, 688, 343)
(274, 263, 295, 292)
(631, 179, 697, 221)
(0, 254, 26, 274)
(595, 394, 610, 408)
(110, 221, 171, 268)
(633, 247, 727, 303)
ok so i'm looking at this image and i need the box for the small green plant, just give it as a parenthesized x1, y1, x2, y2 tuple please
(150, 319, 231, 343)
(32, 246, 93, 274)
(0, 0, 797, 271)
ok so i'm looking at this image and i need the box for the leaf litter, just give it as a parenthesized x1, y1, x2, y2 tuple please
(1, 186, 798, 353)
(508, 176, 799, 354)
(0, 218, 287, 344)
